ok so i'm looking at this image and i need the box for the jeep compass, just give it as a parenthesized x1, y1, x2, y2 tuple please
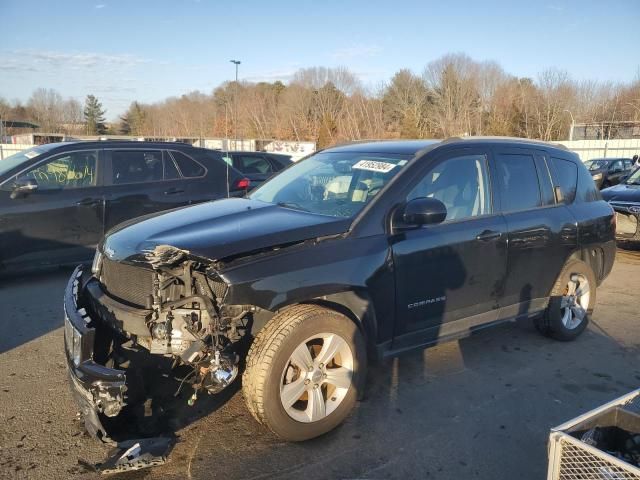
(63, 138, 616, 442)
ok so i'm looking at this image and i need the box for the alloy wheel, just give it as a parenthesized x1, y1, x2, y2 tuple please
(560, 273, 590, 330)
(279, 333, 354, 423)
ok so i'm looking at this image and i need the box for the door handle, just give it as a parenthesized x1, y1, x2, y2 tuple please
(163, 188, 185, 195)
(76, 198, 101, 207)
(476, 229, 502, 241)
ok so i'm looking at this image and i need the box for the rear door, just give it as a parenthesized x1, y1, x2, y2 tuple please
(103, 148, 191, 231)
(0, 148, 104, 268)
(492, 147, 577, 320)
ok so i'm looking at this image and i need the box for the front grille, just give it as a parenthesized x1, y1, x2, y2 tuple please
(100, 258, 154, 307)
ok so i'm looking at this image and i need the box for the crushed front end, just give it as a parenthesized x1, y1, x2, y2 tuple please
(65, 245, 254, 441)
(609, 201, 640, 242)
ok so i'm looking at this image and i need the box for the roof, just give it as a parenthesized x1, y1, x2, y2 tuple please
(45, 140, 202, 149)
(326, 140, 441, 155)
(324, 137, 568, 155)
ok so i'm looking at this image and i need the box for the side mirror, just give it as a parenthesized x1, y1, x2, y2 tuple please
(620, 174, 629, 182)
(402, 197, 447, 226)
(10, 178, 38, 199)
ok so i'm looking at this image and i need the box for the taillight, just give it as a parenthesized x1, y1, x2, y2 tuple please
(235, 178, 251, 190)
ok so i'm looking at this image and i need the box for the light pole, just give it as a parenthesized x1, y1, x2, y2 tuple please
(563, 109, 575, 141)
(230, 59, 241, 149)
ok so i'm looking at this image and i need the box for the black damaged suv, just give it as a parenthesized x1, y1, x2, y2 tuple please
(64, 138, 616, 442)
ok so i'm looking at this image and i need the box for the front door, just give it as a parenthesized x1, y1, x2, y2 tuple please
(391, 148, 507, 350)
(0, 149, 103, 269)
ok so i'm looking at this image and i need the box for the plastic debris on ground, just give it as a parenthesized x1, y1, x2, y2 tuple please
(94, 437, 174, 474)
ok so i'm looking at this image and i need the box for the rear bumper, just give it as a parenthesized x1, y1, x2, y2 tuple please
(64, 266, 126, 443)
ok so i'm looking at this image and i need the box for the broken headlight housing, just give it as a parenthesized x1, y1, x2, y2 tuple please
(64, 314, 82, 367)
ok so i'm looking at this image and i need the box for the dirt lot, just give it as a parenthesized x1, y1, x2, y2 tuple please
(1, 247, 639, 480)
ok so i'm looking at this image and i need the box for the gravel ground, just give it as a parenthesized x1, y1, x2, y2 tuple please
(1, 247, 639, 480)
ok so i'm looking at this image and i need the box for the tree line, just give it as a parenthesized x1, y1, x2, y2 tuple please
(1, 53, 639, 147)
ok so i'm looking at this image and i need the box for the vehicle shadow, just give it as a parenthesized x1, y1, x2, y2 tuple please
(0, 266, 75, 354)
(143, 316, 640, 480)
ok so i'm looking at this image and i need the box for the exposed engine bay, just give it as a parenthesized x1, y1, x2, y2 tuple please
(93, 245, 258, 408)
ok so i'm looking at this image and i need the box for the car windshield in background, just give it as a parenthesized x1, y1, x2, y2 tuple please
(0, 145, 55, 177)
(625, 168, 640, 185)
(249, 151, 412, 218)
(585, 159, 608, 171)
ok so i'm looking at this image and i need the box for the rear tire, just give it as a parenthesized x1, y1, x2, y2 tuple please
(242, 304, 366, 441)
(535, 260, 596, 341)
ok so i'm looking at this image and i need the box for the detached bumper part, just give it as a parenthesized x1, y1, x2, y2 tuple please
(97, 437, 174, 474)
(64, 266, 126, 443)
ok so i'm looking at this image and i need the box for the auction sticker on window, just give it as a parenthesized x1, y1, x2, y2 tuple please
(352, 159, 397, 173)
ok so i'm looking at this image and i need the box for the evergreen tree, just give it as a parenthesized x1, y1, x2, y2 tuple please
(119, 114, 131, 135)
(129, 102, 146, 136)
(83, 94, 106, 135)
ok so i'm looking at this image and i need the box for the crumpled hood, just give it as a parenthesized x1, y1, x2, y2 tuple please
(102, 198, 350, 263)
(601, 183, 640, 202)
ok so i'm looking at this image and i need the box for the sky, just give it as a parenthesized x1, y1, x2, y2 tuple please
(0, 0, 638, 120)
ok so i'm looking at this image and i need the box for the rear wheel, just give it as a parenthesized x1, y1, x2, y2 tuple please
(535, 260, 596, 341)
(242, 304, 366, 441)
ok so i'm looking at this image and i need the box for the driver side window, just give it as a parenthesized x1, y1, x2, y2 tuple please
(407, 154, 491, 222)
(16, 151, 98, 190)
(609, 160, 623, 173)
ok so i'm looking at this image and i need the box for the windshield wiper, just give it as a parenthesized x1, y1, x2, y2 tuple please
(276, 201, 310, 212)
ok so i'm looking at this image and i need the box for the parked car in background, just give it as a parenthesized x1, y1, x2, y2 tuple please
(584, 157, 634, 189)
(64, 138, 615, 443)
(0, 141, 248, 274)
(601, 166, 640, 243)
(221, 151, 293, 189)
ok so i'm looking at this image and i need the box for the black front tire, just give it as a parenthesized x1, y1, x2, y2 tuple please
(242, 304, 367, 441)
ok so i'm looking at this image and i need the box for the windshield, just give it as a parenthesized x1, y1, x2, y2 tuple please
(585, 159, 608, 171)
(249, 151, 412, 218)
(625, 168, 640, 185)
(0, 145, 55, 177)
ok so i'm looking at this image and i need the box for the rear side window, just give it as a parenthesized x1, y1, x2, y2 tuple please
(550, 157, 578, 204)
(170, 151, 206, 178)
(112, 150, 163, 185)
(233, 155, 273, 174)
(495, 153, 541, 212)
(576, 162, 602, 203)
(267, 154, 292, 169)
